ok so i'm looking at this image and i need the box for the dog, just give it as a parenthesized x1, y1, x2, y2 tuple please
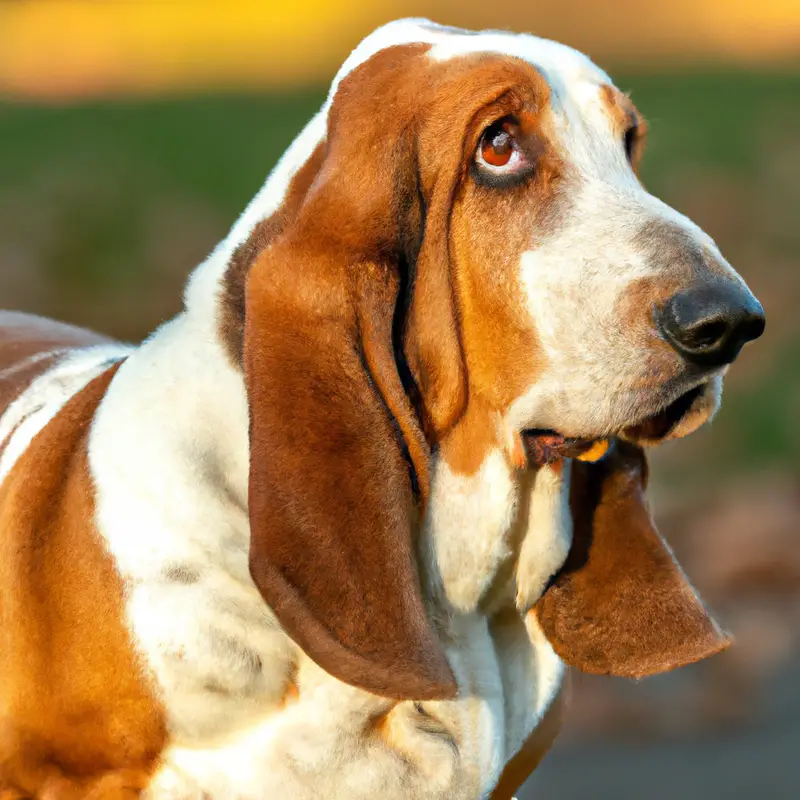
(0, 19, 764, 799)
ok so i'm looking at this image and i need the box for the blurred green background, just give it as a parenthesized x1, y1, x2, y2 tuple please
(1, 2, 799, 797)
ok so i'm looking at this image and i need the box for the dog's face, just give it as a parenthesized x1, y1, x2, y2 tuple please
(232, 19, 762, 707)
(409, 27, 763, 454)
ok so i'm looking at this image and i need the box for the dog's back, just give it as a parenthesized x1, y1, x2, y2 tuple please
(0, 311, 109, 414)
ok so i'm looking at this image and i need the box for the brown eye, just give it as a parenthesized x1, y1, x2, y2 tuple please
(624, 125, 637, 161)
(477, 118, 521, 169)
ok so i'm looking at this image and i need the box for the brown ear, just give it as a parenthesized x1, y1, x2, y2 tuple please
(535, 441, 730, 678)
(241, 44, 476, 700)
(245, 242, 455, 700)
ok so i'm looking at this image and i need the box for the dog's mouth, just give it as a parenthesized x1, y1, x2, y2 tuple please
(521, 382, 713, 467)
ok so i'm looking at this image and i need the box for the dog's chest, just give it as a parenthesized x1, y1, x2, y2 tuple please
(91, 484, 556, 799)
(91, 462, 554, 798)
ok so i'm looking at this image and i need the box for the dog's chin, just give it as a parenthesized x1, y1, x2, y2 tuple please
(620, 376, 722, 446)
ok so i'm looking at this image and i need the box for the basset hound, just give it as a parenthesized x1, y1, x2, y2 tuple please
(0, 19, 765, 800)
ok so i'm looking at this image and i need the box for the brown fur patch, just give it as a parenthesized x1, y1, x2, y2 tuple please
(218, 143, 326, 366)
(440, 66, 561, 473)
(0, 363, 167, 796)
(280, 667, 300, 709)
(244, 234, 455, 699)
(371, 704, 400, 747)
(438, 396, 501, 476)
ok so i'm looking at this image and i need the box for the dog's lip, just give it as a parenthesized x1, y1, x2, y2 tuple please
(621, 383, 707, 443)
(521, 382, 710, 466)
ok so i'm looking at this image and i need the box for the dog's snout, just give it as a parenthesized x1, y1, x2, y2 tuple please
(657, 281, 765, 367)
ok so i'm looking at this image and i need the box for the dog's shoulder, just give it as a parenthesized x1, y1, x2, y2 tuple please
(0, 358, 168, 794)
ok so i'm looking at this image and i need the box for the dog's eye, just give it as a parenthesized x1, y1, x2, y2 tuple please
(624, 125, 637, 162)
(476, 117, 523, 170)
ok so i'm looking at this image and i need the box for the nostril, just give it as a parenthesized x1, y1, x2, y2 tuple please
(681, 318, 730, 351)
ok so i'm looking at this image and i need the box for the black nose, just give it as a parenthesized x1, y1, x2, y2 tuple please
(657, 281, 765, 367)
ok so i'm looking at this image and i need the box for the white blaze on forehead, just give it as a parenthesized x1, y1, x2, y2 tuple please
(429, 28, 609, 91)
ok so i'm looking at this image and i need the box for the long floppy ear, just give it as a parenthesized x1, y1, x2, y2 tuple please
(244, 243, 456, 700)
(241, 43, 471, 701)
(535, 441, 730, 678)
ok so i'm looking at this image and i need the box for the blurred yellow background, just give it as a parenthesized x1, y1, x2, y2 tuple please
(1, 0, 800, 99)
(1, 2, 799, 798)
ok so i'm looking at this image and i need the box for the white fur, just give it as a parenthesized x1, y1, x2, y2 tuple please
(508, 191, 729, 438)
(423, 448, 519, 612)
(90, 313, 297, 744)
(491, 612, 565, 766)
(421, 453, 573, 619)
(147, 617, 515, 800)
(516, 462, 573, 613)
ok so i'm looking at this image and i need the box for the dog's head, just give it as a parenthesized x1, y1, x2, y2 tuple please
(221, 20, 763, 701)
